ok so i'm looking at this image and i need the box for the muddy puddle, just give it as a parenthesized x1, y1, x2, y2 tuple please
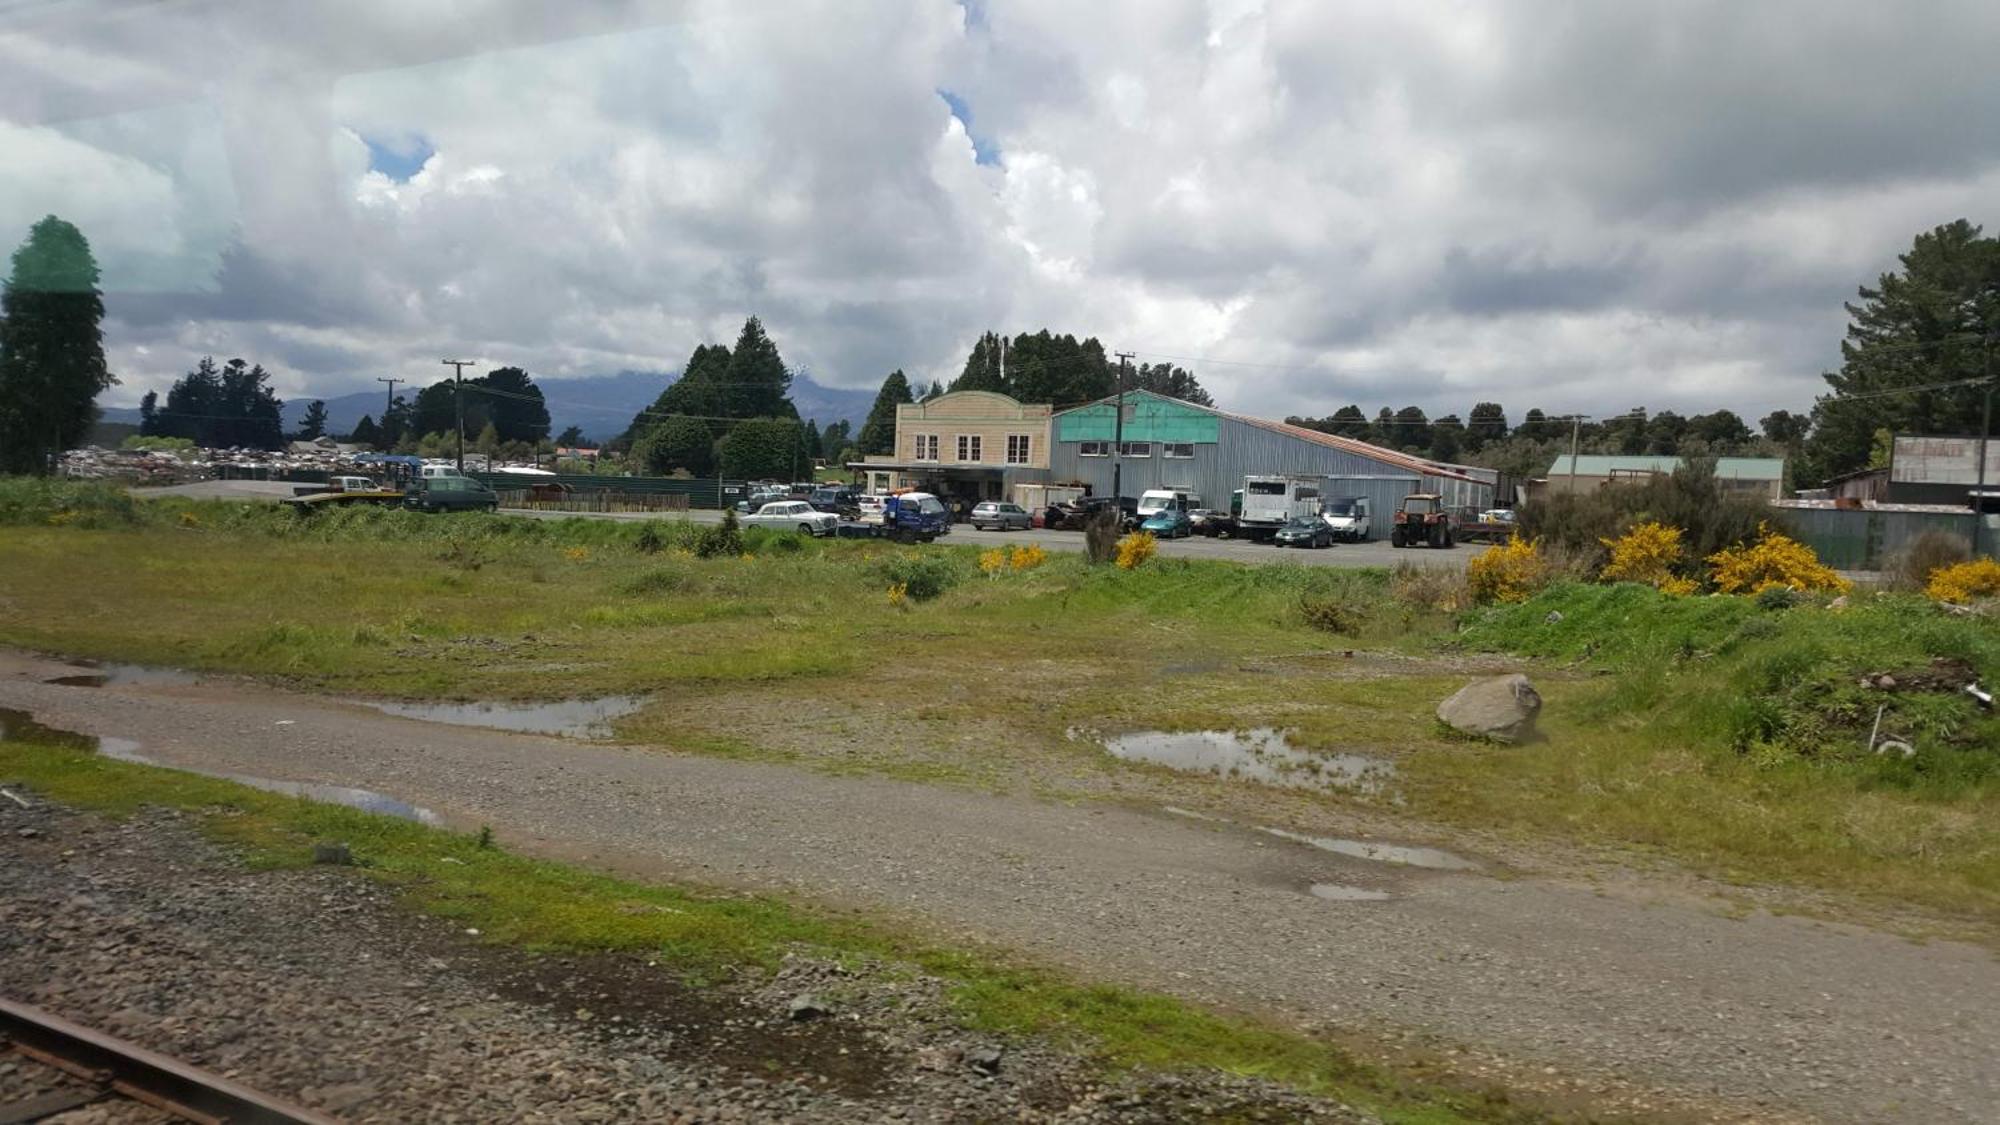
(1260, 825, 1478, 871)
(42, 662, 200, 689)
(1100, 728, 1396, 794)
(0, 706, 443, 825)
(366, 695, 646, 740)
(1309, 883, 1391, 902)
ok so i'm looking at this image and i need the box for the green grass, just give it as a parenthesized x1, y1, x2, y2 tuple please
(0, 737, 1536, 1124)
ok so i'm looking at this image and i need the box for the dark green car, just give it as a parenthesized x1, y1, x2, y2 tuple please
(404, 476, 498, 513)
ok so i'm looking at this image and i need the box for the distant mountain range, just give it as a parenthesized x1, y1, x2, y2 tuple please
(101, 370, 877, 445)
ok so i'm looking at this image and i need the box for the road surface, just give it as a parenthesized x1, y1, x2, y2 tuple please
(1, 655, 1990, 1123)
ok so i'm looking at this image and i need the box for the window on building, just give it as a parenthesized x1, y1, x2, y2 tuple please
(913, 434, 938, 461)
(1006, 434, 1032, 464)
(1079, 441, 1109, 457)
(956, 434, 982, 462)
(1162, 442, 1194, 459)
(1118, 442, 1151, 457)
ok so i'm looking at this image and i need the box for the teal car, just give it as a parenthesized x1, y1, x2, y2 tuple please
(1139, 510, 1193, 538)
(404, 475, 498, 513)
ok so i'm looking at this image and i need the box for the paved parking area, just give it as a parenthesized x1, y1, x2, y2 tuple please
(509, 508, 1472, 569)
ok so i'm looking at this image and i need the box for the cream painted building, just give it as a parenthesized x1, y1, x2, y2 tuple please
(851, 390, 1052, 506)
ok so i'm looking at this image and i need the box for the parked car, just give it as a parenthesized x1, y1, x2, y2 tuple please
(327, 475, 380, 493)
(808, 485, 861, 517)
(1057, 495, 1137, 530)
(740, 500, 838, 536)
(1188, 508, 1236, 538)
(734, 487, 789, 514)
(1139, 509, 1193, 538)
(1136, 489, 1200, 520)
(404, 475, 498, 513)
(1272, 516, 1333, 548)
(856, 495, 888, 525)
(1029, 504, 1065, 529)
(970, 501, 1032, 530)
(1320, 497, 1371, 542)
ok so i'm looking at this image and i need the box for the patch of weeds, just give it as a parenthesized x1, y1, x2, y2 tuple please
(878, 552, 962, 602)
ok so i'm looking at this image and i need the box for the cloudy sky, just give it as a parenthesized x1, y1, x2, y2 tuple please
(3, 0, 1998, 424)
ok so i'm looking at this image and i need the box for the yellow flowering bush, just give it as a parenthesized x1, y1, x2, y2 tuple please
(979, 547, 1008, 576)
(886, 582, 908, 606)
(1465, 536, 1547, 604)
(1707, 524, 1850, 595)
(561, 546, 590, 562)
(1599, 521, 1690, 593)
(1115, 531, 1157, 570)
(1925, 557, 2000, 604)
(1009, 544, 1049, 571)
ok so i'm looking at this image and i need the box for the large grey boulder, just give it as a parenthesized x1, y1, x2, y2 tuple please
(1437, 674, 1541, 743)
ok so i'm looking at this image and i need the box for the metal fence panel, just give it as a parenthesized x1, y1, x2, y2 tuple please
(1775, 507, 1990, 569)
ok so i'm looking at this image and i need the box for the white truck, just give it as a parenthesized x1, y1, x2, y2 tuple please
(1238, 474, 1325, 541)
(1320, 496, 1372, 542)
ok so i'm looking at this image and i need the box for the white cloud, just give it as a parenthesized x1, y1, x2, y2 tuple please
(1, 0, 1997, 426)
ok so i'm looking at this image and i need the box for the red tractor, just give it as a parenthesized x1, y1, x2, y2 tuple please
(1390, 492, 1454, 548)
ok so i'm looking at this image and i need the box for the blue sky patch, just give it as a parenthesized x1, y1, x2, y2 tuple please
(362, 134, 435, 182)
(937, 89, 999, 166)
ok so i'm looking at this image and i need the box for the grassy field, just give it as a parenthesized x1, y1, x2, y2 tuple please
(0, 737, 1534, 1125)
(1, 477, 1997, 928)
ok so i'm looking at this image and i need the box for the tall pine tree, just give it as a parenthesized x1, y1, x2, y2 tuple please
(857, 370, 913, 455)
(949, 332, 1009, 393)
(0, 216, 111, 473)
(724, 316, 795, 419)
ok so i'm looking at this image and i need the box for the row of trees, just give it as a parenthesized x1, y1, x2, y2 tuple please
(345, 367, 553, 454)
(621, 317, 817, 481)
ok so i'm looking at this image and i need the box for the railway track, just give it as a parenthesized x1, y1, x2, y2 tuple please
(0, 998, 338, 1125)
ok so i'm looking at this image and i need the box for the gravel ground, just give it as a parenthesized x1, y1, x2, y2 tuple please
(0, 796, 1376, 1124)
(4, 661, 1997, 1123)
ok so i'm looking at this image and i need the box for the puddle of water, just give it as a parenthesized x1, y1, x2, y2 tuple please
(1309, 883, 1392, 902)
(367, 695, 646, 739)
(1260, 826, 1478, 871)
(1, 707, 441, 825)
(1101, 728, 1396, 794)
(42, 662, 200, 689)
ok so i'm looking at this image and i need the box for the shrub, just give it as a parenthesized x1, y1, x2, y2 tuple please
(879, 552, 961, 601)
(1518, 458, 1766, 570)
(693, 509, 743, 559)
(979, 547, 1008, 576)
(1926, 558, 2000, 604)
(1115, 531, 1158, 570)
(1391, 562, 1471, 613)
(1083, 510, 1121, 565)
(634, 523, 665, 554)
(1891, 530, 1971, 592)
(1466, 536, 1548, 604)
(1299, 593, 1364, 635)
(1707, 524, 1850, 596)
(1009, 544, 1048, 571)
(1599, 521, 1685, 588)
(1754, 585, 1802, 611)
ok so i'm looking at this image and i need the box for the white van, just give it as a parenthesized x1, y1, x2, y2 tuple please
(1136, 489, 1199, 518)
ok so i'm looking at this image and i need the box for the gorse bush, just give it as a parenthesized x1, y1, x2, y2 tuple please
(1465, 536, 1547, 604)
(1008, 544, 1048, 571)
(878, 552, 961, 602)
(1599, 521, 1697, 595)
(1115, 531, 1157, 570)
(1708, 524, 1850, 595)
(1926, 558, 2000, 604)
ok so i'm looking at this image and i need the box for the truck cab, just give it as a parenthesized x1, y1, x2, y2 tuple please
(883, 491, 951, 542)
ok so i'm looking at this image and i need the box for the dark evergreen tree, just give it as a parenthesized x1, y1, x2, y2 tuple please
(633, 414, 714, 476)
(628, 344, 731, 445)
(348, 414, 382, 447)
(410, 380, 459, 440)
(1519, 407, 1551, 441)
(1370, 407, 1395, 445)
(1466, 402, 1508, 450)
(857, 369, 912, 455)
(1328, 405, 1369, 438)
(470, 366, 549, 443)
(1803, 220, 2000, 485)
(805, 419, 823, 460)
(554, 425, 586, 447)
(950, 332, 1008, 393)
(720, 418, 808, 480)
(298, 399, 328, 440)
(1760, 410, 1809, 446)
(138, 391, 160, 436)
(216, 358, 283, 449)
(1429, 414, 1464, 461)
(724, 316, 794, 419)
(1390, 406, 1429, 451)
(0, 215, 111, 473)
(380, 395, 412, 448)
(1129, 362, 1214, 406)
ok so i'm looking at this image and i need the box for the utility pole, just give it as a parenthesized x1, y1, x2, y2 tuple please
(1112, 352, 1134, 505)
(1567, 414, 1585, 494)
(1975, 332, 1995, 560)
(375, 377, 400, 430)
(442, 359, 476, 472)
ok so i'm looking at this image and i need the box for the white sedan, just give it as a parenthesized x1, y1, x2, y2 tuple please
(740, 500, 838, 536)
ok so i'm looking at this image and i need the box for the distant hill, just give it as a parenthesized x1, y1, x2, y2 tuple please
(99, 370, 876, 445)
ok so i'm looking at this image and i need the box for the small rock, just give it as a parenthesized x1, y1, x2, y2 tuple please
(17, 827, 41, 839)
(1874, 675, 1898, 691)
(1544, 610, 1564, 624)
(312, 841, 352, 866)
(1828, 595, 1849, 610)
(788, 995, 829, 1022)
(966, 1047, 1003, 1076)
(1436, 673, 1542, 743)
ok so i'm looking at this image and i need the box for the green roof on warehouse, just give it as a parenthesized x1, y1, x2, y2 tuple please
(1545, 455, 1785, 480)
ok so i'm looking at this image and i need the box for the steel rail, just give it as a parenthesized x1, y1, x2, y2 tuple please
(1, 997, 341, 1125)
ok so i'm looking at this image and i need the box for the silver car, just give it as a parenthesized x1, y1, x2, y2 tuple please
(970, 501, 1032, 530)
(740, 500, 839, 536)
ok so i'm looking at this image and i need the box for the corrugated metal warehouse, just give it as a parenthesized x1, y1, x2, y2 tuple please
(1045, 390, 1493, 518)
